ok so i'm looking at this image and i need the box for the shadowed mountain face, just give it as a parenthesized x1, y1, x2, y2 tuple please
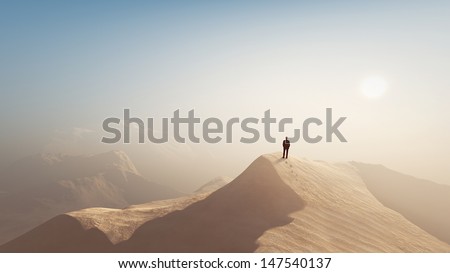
(0, 215, 114, 253)
(0, 151, 181, 245)
(352, 162, 450, 245)
(1, 154, 449, 253)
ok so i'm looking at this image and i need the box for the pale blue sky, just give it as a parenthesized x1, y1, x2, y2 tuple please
(1, 1, 449, 191)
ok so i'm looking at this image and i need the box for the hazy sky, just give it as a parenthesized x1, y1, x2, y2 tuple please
(1, 1, 449, 192)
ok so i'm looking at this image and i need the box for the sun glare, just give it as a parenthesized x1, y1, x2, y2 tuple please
(361, 76, 388, 98)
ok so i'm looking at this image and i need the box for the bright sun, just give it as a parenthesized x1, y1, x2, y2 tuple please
(361, 76, 388, 98)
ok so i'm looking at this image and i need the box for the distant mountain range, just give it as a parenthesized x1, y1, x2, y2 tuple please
(195, 176, 232, 193)
(0, 150, 181, 245)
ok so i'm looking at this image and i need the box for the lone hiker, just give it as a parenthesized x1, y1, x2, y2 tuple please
(282, 137, 290, 159)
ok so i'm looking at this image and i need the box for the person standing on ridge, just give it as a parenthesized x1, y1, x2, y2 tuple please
(282, 136, 290, 159)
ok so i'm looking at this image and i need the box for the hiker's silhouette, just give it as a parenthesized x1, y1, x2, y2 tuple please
(282, 137, 290, 159)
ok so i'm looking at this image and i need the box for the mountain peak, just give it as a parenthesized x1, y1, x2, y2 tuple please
(90, 150, 139, 175)
(34, 153, 66, 165)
